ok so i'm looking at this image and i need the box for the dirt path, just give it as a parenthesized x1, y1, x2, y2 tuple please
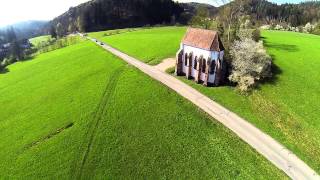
(88, 37, 320, 180)
(154, 58, 175, 72)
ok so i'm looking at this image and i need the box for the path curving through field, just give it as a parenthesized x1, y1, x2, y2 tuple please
(154, 58, 176, 72)
(87, 36, 320, 180)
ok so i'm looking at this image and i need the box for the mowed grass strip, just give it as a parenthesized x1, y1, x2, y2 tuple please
(0, 39, 286, 179)
(89, 26, 186, 65)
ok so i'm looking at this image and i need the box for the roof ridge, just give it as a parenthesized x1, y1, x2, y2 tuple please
(182, 27, 221, 51)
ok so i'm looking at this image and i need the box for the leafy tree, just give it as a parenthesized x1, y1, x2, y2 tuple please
(78, 10, 90, 32)
(50, 25, 57, 39)
(215, 0, 244, 43)
(229, 38, 272, 92)
(10, 40, 23, 61)
(56, 23, 64, 38)
(303, 22, 315, 33)
(6, 27, 17, 42)
(189, 6, 213, 29)
(217, 21, 225, 36)
(4, 28, 23, 61)
(312, 23, 320, 35)
(0, 30, 5, 44)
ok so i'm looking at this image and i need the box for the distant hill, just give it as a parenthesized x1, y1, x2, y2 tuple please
(1, 20, 48, 40)
(178, 2, 218, 24)
(180, 2, 218, 16)
(218, 0, 320, 26)
(42, 0, 320, 36)
(47, 0, 184, 33)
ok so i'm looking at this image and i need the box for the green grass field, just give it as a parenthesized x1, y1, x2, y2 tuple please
(178, 31, 320, 173)
(0, 39, 286, 178)
(89, 26, 186, 65)
(30, 35, 52, 46)
(90, 27, 320, 173)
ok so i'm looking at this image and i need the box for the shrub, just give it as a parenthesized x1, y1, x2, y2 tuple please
(303, 22, 315, 33)
(312, 23, 320, 35)
(237, 29, 260, 42)
(1, 58, 14, 67)
(165, 66, 176, 74)
(252, 29, 261, 42)
(237, 29, 253, 40)
(229, 38, 272, 91)
(260, 25, 271, 30)
(37, 36, 80, 54)
(274, 24, 284, 31)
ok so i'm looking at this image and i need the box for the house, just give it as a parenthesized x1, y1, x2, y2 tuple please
(175, 27, 225, 86)
(0, 44, 10, 59)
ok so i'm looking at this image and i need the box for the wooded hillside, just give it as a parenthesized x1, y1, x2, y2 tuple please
(219, 0, 320, 26)
(49, 0, 184, 33)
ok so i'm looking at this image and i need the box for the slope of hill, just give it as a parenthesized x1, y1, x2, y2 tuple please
(218, 0, 320, 26)
(49, 0, 184, 33)
(178, 2, 218, 24)
(1, 20, 48, 40)
(0, 38, 286, 178)
(92, 27, 320, 173)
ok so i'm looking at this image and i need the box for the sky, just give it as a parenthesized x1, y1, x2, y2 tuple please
(0, 0, 89, 27)
(0, 0, 307, 27)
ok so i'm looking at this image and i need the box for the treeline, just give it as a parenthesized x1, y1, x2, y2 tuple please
(35, 36, 81, 55)
(221, 0, 320, 26)
(0, 28, 34, 71)
(48, 0, 184, 34)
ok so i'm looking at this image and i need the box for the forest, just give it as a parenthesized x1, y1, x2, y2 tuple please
(49, 0, 184, 33)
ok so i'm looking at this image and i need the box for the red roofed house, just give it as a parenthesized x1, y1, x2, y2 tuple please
(175, 27, 225, 86)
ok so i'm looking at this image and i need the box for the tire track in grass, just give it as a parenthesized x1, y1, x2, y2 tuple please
(75, 66, 124, 179)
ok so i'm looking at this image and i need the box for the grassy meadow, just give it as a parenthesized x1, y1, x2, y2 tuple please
(0, 38, 286, 178)
(180, 31, 320, 173)
(30, 35, 52, 46)
(89, 26, 186, 65)
(90, 27, 320, 173)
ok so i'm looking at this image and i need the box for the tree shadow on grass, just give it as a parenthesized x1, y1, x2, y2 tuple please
(258, 54, 283, 87)
(265, 42, 299, 52)
(0, 56, 35, 75)
(20, 56, 35, 62)
(0, 67, 9, 74)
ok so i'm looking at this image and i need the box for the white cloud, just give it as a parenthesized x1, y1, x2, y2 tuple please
(0, 0, 90, 27)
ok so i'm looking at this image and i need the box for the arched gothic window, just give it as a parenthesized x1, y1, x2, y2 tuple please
(202, 58, 206, 73)
(184, 53, 188, 66)
(188, 53, 193, 66)
(210, 60, 216, 75)
(194, 56, 198, 69)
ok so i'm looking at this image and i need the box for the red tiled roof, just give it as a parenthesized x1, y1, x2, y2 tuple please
(182, 27, 224, 51)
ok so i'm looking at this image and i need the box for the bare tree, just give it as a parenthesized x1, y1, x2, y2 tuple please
(209, 0, 244, 42)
